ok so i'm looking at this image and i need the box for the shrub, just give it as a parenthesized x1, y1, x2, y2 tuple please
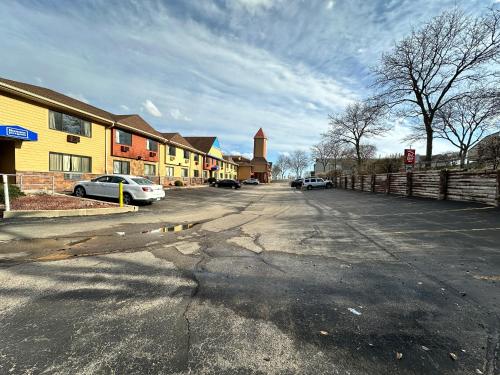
(174, 180, 184, 187)
(0, 184, 25, 204)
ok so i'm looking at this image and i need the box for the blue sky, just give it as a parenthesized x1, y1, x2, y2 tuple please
(0, 0, 496, 161)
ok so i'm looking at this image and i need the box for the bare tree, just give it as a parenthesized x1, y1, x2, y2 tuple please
(477, 134, 500, 169)
(374, 8, 500, 168)
(435, 89, 499, 168)
(328, 100, 388, 169)
(288, 150, 310, 178)
(311, 141, 332, 173)
(274, 154, 291, 179)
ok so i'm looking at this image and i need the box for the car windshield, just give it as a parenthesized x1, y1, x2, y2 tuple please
(131, 178, 154, 185)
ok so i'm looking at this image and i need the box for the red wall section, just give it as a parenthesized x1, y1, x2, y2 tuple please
(111, 129, 159, 162)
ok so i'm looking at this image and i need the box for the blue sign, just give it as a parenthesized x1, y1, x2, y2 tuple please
(0, 125, 38, 141)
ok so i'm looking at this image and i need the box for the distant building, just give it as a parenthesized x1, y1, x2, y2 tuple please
(468, 131, 500, 162)
(227, 128, 272, 183)
(313, 159, 354, 175)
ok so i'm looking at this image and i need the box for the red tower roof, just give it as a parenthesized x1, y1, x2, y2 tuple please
(254, 128, 266, 138)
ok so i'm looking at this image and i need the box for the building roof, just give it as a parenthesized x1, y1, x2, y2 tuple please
(254, 128, 266, 139)
(161, 132, 200, 152)
(184, 137, 217, 154)
(228, 155, 253, 166)
(0, 77, 115, 123)
(114, 114, 164, 140)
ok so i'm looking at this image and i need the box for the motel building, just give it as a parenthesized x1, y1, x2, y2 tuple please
(184, 137, 238, 181)
(0, 77, 239, 192)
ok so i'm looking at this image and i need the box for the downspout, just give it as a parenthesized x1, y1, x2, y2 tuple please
(106, 122, 115, 174)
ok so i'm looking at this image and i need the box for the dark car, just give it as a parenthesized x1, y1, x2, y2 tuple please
(290, 178, 303, 188)
(213, 179, 241, 189)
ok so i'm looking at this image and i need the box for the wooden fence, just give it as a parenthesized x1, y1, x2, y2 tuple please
(333, 170, 500, 206)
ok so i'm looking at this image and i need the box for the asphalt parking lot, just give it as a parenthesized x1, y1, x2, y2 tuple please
(0, 183, 499, 374)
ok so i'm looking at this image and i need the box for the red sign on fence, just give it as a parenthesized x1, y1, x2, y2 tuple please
(404, 149, 416, 165)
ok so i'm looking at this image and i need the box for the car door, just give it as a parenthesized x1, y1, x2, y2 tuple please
(88, 176, 110, 196)
(108, 176, 128, 198)
(316, 178, 324, 188)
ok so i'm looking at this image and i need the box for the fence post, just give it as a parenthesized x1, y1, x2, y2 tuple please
(361, 175, 364, 192)
(371, 174, 376, 193)
(406, 172, 413, 197)
(386, 173, 391, 195)
(344, 176, 348, 190)
(351, 175, 355, 190)
(496, 170, 500, 207)
(438, 169, 449, 200)
(2, 175, 10, 212)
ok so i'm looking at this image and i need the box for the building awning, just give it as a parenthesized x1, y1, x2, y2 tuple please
(0, 125, 38, 141)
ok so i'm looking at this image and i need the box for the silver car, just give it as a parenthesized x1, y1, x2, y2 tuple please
(74, 174, 165, 205)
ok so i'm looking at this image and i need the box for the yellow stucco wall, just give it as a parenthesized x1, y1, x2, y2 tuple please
(0, 94, 107, 174)
(163, 143, 203, 179)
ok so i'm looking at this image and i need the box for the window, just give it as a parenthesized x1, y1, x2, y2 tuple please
(113, 160, 130, 174)
(168, 146, 176, 156)
(115, 129, 132, 145)
(109, 176, 128, 184)
(147, 139, 158, 151)
(131, 178, 154, 185)
(49, 111, 91, 137)
(193, 170, 199, 178)
(49, 152, 91, 173)
(144, 164, 156, 176)
(203, 171, 208, 179)
(166, 166, 174, 177)
(194, 154, 199, 162)
(181, 168, 189, 177)
(183, 149, 190, 159)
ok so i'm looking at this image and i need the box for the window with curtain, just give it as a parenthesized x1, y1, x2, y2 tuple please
(144, 164, 156, 176)
(194, 154, 199, 162)
(181, 168, 189, 177)
(115, 129, 132, 145)
(49, 152, 91, 172)
(147, 139, 158, 151)
(193, 170, 199, 177)
(49, 111, 91, 137)
(183, 149, 190, 159)
(168, 146, 176, 156)
(166, 166, 174, 177)
(113, 160, 130, 174)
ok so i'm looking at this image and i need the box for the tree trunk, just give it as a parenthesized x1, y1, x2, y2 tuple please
(424, 129, 433, 169)
(459, 149, 466, 169)
(355, 141, 362, 169)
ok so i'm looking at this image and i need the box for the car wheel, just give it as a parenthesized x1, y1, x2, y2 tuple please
(326, 183, 333, 189)
(123, 192, 133, 205)
(74, 186, 86, 197)
(307, 185, 312, 190)
(215, 183, 219, 188)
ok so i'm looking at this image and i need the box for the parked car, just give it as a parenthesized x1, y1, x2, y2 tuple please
(243, 178, 260, 185)
(290, 178, 303, 188)
(73, 174, 165, 205)
(212, 179, 241, 189)
(301, 177, 333, 190)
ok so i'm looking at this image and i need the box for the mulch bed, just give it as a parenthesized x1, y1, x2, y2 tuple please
(10, 194, 118, 211)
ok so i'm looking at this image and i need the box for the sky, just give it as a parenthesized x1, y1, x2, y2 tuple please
(0, 0, 497, 162)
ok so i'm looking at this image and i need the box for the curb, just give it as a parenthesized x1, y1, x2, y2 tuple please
(3, 205, 138, 219)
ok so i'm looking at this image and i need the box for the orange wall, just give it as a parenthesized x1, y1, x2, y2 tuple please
(111, 128, 159, 162)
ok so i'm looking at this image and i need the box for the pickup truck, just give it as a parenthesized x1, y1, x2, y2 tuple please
(301, 177, 333, 190)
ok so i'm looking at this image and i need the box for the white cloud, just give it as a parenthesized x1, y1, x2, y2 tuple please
(170, 108, 192, 122)
(306, 102, 319, 110)
(119, 104, 130, 111)
(326, 1, 335, 10)
(142, 99, 162, 117)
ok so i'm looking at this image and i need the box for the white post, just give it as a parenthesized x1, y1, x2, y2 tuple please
(2, 175, 10, 212)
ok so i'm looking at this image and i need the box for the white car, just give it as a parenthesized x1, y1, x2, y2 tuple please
(74, 174, 165, 205)
(243, 178, 260, 185)
(301, 177, 333, 190)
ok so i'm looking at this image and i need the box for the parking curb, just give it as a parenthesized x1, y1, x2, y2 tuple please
(3, 205, 138, 219)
